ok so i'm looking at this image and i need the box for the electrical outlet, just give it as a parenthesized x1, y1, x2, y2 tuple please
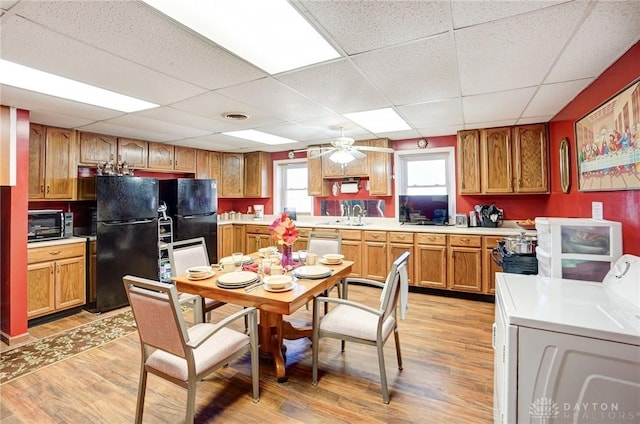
(592, 202, 603, 220)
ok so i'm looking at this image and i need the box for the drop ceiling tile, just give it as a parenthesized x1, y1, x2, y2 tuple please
(451, 0, 567, 29)
(300, 0, 451, 55)
(517, 115, 555, 125)
(353, 34, 460, 105)
(524, 79, 593, 118)
(462, 87, 537, 124)
(397, 98, 463, 128)
(418, 124, 465, 137)
(78, 121, 177, 142)
(13, 0, 266, 90)
(374, 129, 421, 140)
(253, 122, 330, 143)
(217, 78, 331, 122)
(276, 59, 389, 114)
(546, 1, 640, 83)
(465, 119, 517, 130)
(455, 1, 587, 95)
(1, 15, 206, 105)
(27, 110, 96, 129)
(171, 134, 256, 152)
(135, 106, 229, 133)
(102, 114, 211, 141)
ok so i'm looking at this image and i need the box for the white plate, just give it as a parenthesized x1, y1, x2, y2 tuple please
(294, 265, 332, 278)
(187, 271, 215, 280)
(219, 255, 253, 265)
(263, 282, 296, 293)
(217, 271, 259, 285)
(187, 265, 212, 273)
(263, 275, 293, 289)
(319, 258, 342, 265)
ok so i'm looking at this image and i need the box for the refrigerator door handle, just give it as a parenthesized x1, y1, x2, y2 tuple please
(102, 219, 155, 226)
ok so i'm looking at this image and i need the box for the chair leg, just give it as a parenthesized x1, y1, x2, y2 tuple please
(185, 379, 197, 423)
(311, 302, 320, 386)
(377, 341, 390, 404)
(135, 366, 148, 424)
(249, 312, 260, 402)
(394, 326, 403, 370)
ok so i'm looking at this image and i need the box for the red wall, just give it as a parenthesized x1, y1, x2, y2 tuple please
(547, 41, 640, 254)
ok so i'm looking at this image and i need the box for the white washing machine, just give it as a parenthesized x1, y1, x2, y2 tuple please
(494, 254, 640, 424)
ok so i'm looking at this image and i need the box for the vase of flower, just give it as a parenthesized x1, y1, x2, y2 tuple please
(268, 212, 299, 270)
(281, 244, 294, 269)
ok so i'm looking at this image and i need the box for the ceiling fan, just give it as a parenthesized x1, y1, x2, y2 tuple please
(295, 127, 394, 165)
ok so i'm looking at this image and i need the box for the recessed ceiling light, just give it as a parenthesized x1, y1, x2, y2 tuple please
(344, 108, 411, 133)
(222, 112, 249, 121)
(223, 129, 297, 145)
(142, 0, 340, 74)
(0, 59, 158, 113)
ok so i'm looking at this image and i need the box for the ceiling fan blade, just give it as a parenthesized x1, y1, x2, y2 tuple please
(355, 146, 394, 153)
(292, 146, 331, 153)
(350, 149, 367, 159)
(308, 148, 335, 158)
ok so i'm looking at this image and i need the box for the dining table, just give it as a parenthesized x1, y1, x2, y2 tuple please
(173, 254, 353, 382)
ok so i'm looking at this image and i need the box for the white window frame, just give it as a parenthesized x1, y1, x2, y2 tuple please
(393, 147, 456, 224)
(273, 158, 314, 216)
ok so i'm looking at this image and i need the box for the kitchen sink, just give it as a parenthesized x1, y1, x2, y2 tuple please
(313, 220, 367, 227)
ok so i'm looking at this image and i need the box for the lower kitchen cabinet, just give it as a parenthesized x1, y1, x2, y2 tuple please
(232, 224, 245, 254)
(218, 224, 234, 260)
(482, 236, 503, 294)
(245, 224, 273, 253)
(27, 242, 86, 319)
(414, 233, 447, 288)
(363, 231, 388, 281)
(448, 235, 483, 293)
(388, 231, 414, 283)
(293, 226, 311, 252)
(338, 229, 362, 278)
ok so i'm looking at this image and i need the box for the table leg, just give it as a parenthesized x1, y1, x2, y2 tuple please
(258, 311, 287, 382)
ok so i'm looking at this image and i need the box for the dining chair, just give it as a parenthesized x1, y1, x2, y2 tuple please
(311, 251, 411, 404)
(307, 231, 344, 309)
(167, 237, 231, 325)
(123, 275, 259, 423)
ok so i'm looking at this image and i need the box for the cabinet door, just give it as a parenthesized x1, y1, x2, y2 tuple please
(307, 146, 330, 196)
(321, 147, 344, 178)
(245, 234, 261, 254)
(79, 132, 117, 165)
(221, 153, 244, 197)
(209, 151, 221, 182)
(482, 236, 503, 294)
(345, 141, 369, 176)
(341, 240, 362, 278)
(55, 256, 86, 310)
(513, 124, 548, 193)
(481, 127, 512, 193)
(457, 130, 481, 193)
(195, 149, 211, 179)
(218, 224, 234, 259)
(29, 124, 46, 199)
(44, 127, 76, 199)
(174, 146, 196, 172)
(415, 244, 447, 288)
(389, 243, 413, 283)
(448, 247, 482, 292)
(118, 138, 148, 168)
(27, 262, 55, 318)
(368, 139, 392, 196)
(233, 225, 245, 253)
(244, 152, 270, 197)
(148, 142, 174, 170)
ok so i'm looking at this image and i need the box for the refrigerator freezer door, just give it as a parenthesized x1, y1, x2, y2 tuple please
(177, 179, 217, 216)
(175, 214, 218, 263)
(96, 177, 158, 222)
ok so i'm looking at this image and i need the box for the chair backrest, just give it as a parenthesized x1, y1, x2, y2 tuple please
(379, 251, 410, 322)
(123, 275, 189, 358)
(168, 237, 210, 277)
(307, 231, 342, 256)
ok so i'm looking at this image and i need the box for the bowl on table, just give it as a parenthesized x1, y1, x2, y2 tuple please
(322, 253, 344, 264)
(186, 266, 213, 278)
(259, 246, 278, 257)
(263, 275, 293, 290)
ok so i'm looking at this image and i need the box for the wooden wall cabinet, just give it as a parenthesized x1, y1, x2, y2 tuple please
(447, 235, 483, 293)
(244, 151, 271, 198)
(220, 153, 244, 198)
(29, 125, 77, 200)
(362, 230, 388, 281)
(513, 124, 549, 193)
(307, 146, 330, 196)
(148, 142, 174, 170)
(481, 127, 513, 193)
(368, 138, 392, 196)
(457, 130, 481, 194)
(27, 242, 86, 319)
(414, 233, 447, 288)
(322, 140, 369, 178)
(78, 131, 117, 165)
(117, 138, 148, 168)
(173, 146, 196, 172)
(196, 150, 221, 181)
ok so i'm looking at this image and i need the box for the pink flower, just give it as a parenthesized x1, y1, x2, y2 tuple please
(268, 212, 299, 246)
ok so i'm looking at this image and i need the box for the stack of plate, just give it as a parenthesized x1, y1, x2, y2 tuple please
(186, 266, 214, 280)
(320, 253, 344, 265)
(216, 271, 260, 289)
(219, 255, 254, 265)
(293, 265, 332, 279)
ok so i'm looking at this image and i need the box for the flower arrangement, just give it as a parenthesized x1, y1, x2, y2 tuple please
(268, 212, 299, 246)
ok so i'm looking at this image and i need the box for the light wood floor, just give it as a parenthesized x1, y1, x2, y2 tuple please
(1, 286, 496, 423)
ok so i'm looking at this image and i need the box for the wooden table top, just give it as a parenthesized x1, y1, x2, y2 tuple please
(173, 258, 353, 316)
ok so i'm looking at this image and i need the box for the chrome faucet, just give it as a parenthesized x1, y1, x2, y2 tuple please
(352, 204, 363, 224)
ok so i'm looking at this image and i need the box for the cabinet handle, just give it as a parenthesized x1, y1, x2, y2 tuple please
(49, 250, 61, 255)
(56, 263, 60, 274)
(40, 185, 44, 193)
(50, 264, 55, 275)
(46, 185, 50, 194)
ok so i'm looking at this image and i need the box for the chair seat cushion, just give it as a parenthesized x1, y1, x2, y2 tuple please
(319, 304, 396, 342)
(146, 323, 249, 381)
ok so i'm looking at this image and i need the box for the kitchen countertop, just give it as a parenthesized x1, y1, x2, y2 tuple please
(27, 237, 88, 249)
(218, 216, 536, 237)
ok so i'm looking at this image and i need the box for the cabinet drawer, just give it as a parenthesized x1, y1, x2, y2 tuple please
(415, 233, 446, 245)
(388, 232, 414, 244)
(340, 229, 362, 241)
(483, 235, 504, 248)
(449, 235, 482, 248)
(244, 225, 270, 235)
(364, 231, 387, 242)
(29, 243, 85, 263)
(296, 227, 311, 237)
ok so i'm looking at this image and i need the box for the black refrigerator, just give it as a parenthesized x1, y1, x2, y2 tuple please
(95, 176, 159, 312)
(159, 178, 218, 263)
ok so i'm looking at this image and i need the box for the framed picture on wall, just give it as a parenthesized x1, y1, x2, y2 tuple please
(574, 78, 640, 191)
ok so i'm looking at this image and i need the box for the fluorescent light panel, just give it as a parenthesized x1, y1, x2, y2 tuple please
(143, 0, 340, 74)
(0, 59, 158, 113)
(224, 129, 297, 145)
(344, 107, 411, 133)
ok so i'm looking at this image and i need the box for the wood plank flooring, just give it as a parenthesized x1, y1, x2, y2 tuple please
(1, 286, 496, 423)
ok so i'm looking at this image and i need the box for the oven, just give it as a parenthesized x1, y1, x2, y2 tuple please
(27, 210, 73, 242)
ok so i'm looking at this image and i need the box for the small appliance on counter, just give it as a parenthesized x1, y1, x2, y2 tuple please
(253, 204, 264, 220)
(27, 210, 73, 242)
(491, 233, 538, 275)
(470, 204, 503, 227)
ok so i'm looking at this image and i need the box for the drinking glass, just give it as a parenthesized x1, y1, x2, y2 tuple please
(261, 258, 272, 277)
(298, 250, 307, 265)
(232, 252, 244, 271)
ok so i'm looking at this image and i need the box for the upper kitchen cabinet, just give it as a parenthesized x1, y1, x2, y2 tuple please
(78, 131, 117, 165)
(29, 124, 77, 200)
(457, 130, 481, 194)
(322, 140, 369, 178)
(457, 124, 549, 195)
(173, 146, 196, 172)
(117, 138, 148, 168)
(367, 138, 392, 196)
(307, 146, 330, 196)
(147, 142, 174, 170)
(220, 153, 244, 198)
(513, 124, 548, 193)
(195, 150, 221, 181)
(244, 151, 271, 198)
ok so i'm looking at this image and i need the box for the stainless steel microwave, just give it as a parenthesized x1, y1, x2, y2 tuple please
(27, 210, 73, 242)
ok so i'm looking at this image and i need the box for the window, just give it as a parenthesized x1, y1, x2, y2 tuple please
(273, 159, 313, 215)
(394, 147, 456, 220)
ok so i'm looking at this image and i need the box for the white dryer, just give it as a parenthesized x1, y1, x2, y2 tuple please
(494, 254, 640, 424)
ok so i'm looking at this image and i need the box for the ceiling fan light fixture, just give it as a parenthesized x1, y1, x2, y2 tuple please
(329, 149, 355, 164)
